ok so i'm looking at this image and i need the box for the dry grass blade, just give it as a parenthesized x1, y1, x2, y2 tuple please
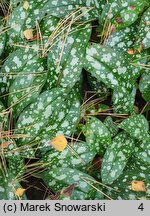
(80, 176, 113, 200)
(43, 7, 94, 56)
(0, 0, 9, 15)
(100, 5, 113, 44)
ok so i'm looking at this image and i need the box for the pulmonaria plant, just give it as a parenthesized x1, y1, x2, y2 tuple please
(0, 0, 150, 200)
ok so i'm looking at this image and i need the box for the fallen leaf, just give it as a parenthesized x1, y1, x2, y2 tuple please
(0, 141, 12, 149)
(116, 17, 123, 24)
(129, 5, 136, 10)
(131, 180, 147, 192)
(49, 134, 68, 151)
(15, 188, 26, 197)
(127, 49, 135, 55)
(23, 29, 33, 40)
(23, 1, 30, 10)
(61, 183, 77, 197)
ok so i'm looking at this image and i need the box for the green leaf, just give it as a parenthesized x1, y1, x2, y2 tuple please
(0, 17, 6, 57)
(0, 100, 6, 123)
(112, 85, 136, 114)
(0, 158, 26, 200)
(119, 114, 149, 141)
(100, 0, 149, 30)
(42, 0, 104, 21)
(84, 44, 147, 88)
(41, 142, 95, 172)
(101, 132, 135, 185)
(7, 3, 30, 47)
(7, 0, 50, 48)
(84, 117, 111, 155)
(42, 167, 99, 200)
(39, 92, 80, 140)
(10, 0, 24, 8)
(106, 26, 135, 52)
(104, 116, 118, 138)
(84, 44, 123, 89)
(40, 15, 60, 43)
(7, 0, 100, 50)
(15, 88, 66, 145)
(110, 164, 150, 199)
(0, 171, 24, 200)
(15, 88, 80, 145)
(139, 71, 150, 102)
(0, 139, 35, 159)
(8, 55, 47, 117)
(133, 138, 150, 172)
(84, 43, 141, 113)
(0, 46, 40, 94)
(8, 156, 25, 178)
(46, 23, 91, 89)
(87, 72, 110, 97)
(134, 7, 150, 51)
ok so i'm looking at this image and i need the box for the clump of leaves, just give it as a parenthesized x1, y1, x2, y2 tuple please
(0, 0, 150, 200)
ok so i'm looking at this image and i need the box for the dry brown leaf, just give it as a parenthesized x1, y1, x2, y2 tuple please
(131, 180, 147, 192)
(49, 134, 68, 151)
(15, 188, 26, 197)
(127, 49, 135, 55)
(23, 29, 33, 40)
(0, 141, 12, 149)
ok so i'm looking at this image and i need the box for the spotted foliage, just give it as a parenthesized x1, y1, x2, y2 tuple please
(134, 7, 150, 51)
(15, 88, 80, 145)
(46, 23, 91, 89)
(0, 156, 26, 200)
(139, 70, 150, 102)
(84, 43, 147, 113)
(104, 116, 118, 138)
(119, 114, 149, 141)
(41, 142, 95, 172)
(109, 166, 150, 199)
(42, 167, 100, 200)
(0, 17, 6, 57)
(84, 117, 111, 155)
(100, 0, 150, 30)
(0, 0, 150, 201)
(101, 132, 135, 185)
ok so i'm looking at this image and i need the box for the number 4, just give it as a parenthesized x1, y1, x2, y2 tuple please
(138, 203, 144, 211)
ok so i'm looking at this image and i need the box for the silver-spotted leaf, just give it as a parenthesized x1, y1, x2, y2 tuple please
(0, 17, 6, 57)
(85, 117, 111, 155)
(87, 72, 110, 97)
(0, 100, 6, 124)
(100, 0, 149, 30)
(101, 132, 135, 185)
(134, 7, 150, 51)
(0, 155, 26, 200)
(42, 167, 99, 200)
(119, 114, 149, 141)
(15, 88, 80, 145)
(112, 85, 136, 114)
(8, 55, 47, 117)
(109, 166, 150, 199)
(133, 138, 150, 172)
(41, 142, 95, 172)
(46, 23, 91, 89)
(42, 0, 103, 20)
(0, 46, 40, 94)
(7, 0, 50, 48)
(39, 91, 80, 140)
(139, 71, 150, 102)
(104, 116, 118, 138)
(106, 26, 135, 52)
